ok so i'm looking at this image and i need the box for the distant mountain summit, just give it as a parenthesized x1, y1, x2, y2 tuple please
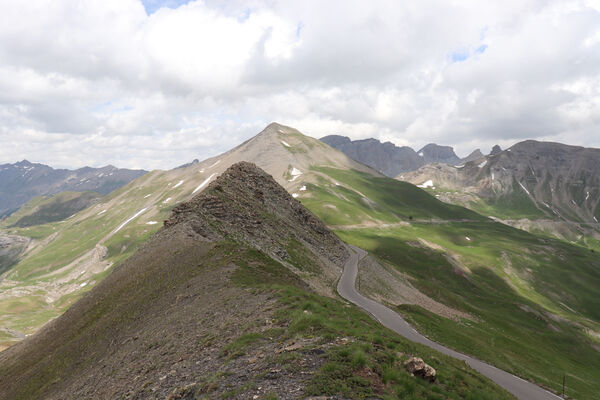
(401, 140, 600, 223)
(320, 135, 423, 176)
(417, 143, 461, 165)
(320, 135, 469, 176)
(0, 160, 146, 217)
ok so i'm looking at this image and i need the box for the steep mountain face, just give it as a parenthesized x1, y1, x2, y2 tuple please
(417, 143, 461, 165)
(460, 149, 484, 164)
(400, 140, 600, 224)
(320, 135, 471, 176)
(0, 160, 146, 217)
(0, 162, 513, 400)
(320, 135, 424, 176)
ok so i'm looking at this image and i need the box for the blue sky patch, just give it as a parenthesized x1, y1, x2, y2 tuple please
(142, 0, 194, 15)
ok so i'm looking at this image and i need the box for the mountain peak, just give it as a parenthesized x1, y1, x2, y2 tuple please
(166, 161, 348, 266)
(489, 145, 502, 155)
(418, 143, 460, 165)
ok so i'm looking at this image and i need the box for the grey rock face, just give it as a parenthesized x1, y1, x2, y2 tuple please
(0, 160, 146, 217)
(490, 145, 502, 156)
(417, 143, 461, 165)
(321, 135, 425, 176)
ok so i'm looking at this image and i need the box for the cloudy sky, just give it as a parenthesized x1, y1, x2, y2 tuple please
(0, 0, 599, 169)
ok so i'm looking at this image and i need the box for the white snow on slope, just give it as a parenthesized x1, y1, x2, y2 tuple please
(586, 191, 590, 201)
(418, 152, 424, 157)
(193, 173, 217, 194)
(208, 160, 221, 169)
(80, 282, 88, 287)
(97, 209, 107, 216)
(571, 200, 576, 205)
(595, 216, 598, 223)
(491, 172, 495, 180)
(163, 197, 171, 203)
(292, 193, 299, 198)
(172, 180, 184, 189)
(518, 181, 530, 195)
(417, 180, 434, 188)
(114, 208, 148, 233)
(146, 221, 158, 225)
(299, 185, 306, 191)
(281, 141, 291, 147)
(289, 167, 303, 182)
(478, 160, 487, 168)
(143, 194, 151, 199)
(465, 236, 471, 241)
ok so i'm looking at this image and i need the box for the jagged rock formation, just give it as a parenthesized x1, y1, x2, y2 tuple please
(460, 149, 484, 164)
(490, 144, 502, 155)
(0, 160, 146, 217)
(320, 135, 470, 177)
(400, 140, 600, 223)
(320, 135, 424, 176)
(417, 143, 461, 165)
(165, 162, 348, 270)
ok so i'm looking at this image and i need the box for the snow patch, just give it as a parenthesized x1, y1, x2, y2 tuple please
(299, 185, 306, 191)
(586, 191, 590, 201)
(146, 221, 158, 225)
(594, 216, 598, 223)
(455, 165, 464, 169)
(289, 167, 303, 182)
(491, 172, 495, 180)
(292, 193, 299, 198)
(143, 194, 151, 198)
(193, 173, 216, 194)
(518, 181, 530, 196)
(478, 160, 487, 168)
(281, 140, 291, 147)
(571, 200, 576, 205)
(208, 160, 221, 169)
(80, 282, 88, 287)
(114, 208, 148, 233)
(417, 180, 434, 188)
(172, 180, 184, 189)
(465, 237, 471, 241)
(97, 209, 107, 216)
(418, 152, 424, 157)
(277, 129, 285, 133)
(163, 197, 172, 204)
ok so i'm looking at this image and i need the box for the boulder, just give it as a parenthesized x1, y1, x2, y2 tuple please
(404, 356, 436, 382)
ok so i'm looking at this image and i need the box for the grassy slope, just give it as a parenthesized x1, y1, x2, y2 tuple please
(302, 168, 600, 399)
(0, 231, 514, 399)
(1, 191, 102, 228)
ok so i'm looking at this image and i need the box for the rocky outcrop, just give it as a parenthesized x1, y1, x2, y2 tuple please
(404, 356, 436, 382)
(418, 144, 461, 165)
(489, 144, 502, 155)
(166, 161, 348, 269)
(320, 135, 424, 176)
(460, 149, 484, 164)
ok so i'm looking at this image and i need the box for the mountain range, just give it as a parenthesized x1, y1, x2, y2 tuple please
(0, 160, 146, 218)
(0, 123, 599, 399)
(320, 135, 500, 177)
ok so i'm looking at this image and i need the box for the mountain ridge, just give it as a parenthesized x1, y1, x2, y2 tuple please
(0, 160, 147, 218)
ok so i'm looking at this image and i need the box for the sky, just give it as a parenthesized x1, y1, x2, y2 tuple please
(0, 0, 599, 169)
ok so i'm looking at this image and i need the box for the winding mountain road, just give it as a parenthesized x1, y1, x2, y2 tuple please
(337, 246, 563, 400)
